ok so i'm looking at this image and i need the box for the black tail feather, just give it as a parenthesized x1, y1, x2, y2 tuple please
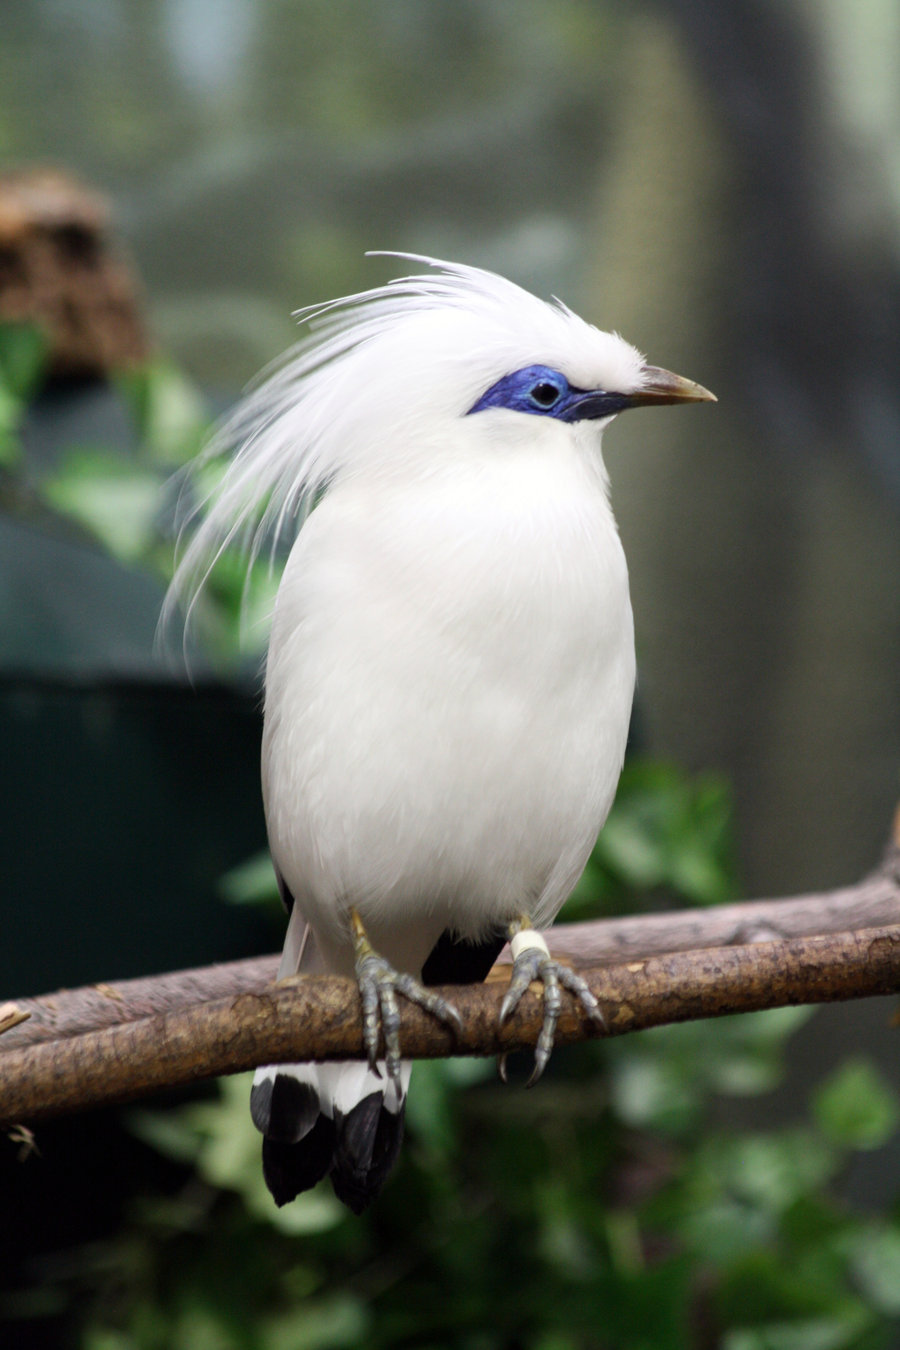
(251, 1073, 320, 1143)
(253, 925, 495, 1213)
(331, 1093, 406, 1214)
(262, 1113, 337, 1207)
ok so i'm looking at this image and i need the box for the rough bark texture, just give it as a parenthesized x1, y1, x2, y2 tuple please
(1, 815, 897, 1125)
(1, 927, 899, 1123)
(4, 822, 898, 1053)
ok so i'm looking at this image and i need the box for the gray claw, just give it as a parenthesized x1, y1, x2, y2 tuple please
(379, 983, 402, 1080)
(394, 972, 463, 1031)
(357, 954, 385, 1072)
(499, 947, 545, 1024)
(500, 948, 604, 1086)
(526, 961, 561, 1087)
(557, 964, 605, 1029)
(355, 950, 461, 1079)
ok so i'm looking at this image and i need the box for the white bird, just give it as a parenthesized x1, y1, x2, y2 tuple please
(167, 256, 714, 1213)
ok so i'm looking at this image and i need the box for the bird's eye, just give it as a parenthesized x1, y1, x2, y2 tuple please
(529, 380, 562, 409)
(466, 365, 571, 418)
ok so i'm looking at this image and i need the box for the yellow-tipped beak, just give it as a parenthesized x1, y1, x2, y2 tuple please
(627, 365, 717, 408)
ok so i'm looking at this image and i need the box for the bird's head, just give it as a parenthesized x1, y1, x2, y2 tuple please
(165, 255, 714, 634)
(306, 257, 714, 441)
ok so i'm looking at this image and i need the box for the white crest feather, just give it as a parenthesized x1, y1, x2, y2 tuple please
(163, 254, 645, 640)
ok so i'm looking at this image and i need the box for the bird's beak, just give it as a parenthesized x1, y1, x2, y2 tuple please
(626, 365, 716, 408)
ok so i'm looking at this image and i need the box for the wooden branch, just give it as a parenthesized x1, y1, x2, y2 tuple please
(1, 959, 281, 1050)
(4, 816, 898, 1053)
(1, 813, 897, 1126)
(0, 1002, 31, 1036)
(2, 925, 900, 1125)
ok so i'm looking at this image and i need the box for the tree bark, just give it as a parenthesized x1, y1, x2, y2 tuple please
(2, 925, 900, 1123)
(1, 815, 898, 1125)
(4, 817, 898, 1053)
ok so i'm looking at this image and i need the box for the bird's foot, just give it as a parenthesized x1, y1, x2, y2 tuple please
(498, 924, 604, 1087)
(351, 908, 462, 1082)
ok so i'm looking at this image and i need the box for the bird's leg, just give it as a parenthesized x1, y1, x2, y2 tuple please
(350, 907, 462, 1082)
(499, 916, 605, 1087)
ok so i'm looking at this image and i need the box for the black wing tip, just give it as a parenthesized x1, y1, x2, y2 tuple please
(251, 1072, 321, 1143)
(262, 1114, 337, 1206)
(330, 1091, 406, 1214)
(331, 1180, 375, 1216)
(249, 1077, 274, 1132)
(253, 1079, 407, 1213)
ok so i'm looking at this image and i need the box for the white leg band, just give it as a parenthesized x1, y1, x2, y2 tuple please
(510, 928, 551, 962)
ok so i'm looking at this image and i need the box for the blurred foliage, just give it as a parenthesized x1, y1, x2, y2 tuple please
(54, 798, 900, 1349)
(4, 321, 900, 1348)
(0, 322, 48, 467)
(0, 321, 270, 668)
(54, 1004, 900, 1350)
(567, 760, 735, 916)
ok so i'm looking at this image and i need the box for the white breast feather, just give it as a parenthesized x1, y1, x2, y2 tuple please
(261, 411, 634, 965)
(166, 255, 640, 971)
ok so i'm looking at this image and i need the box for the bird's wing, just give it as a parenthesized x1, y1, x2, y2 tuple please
(273, 867, 318, 980)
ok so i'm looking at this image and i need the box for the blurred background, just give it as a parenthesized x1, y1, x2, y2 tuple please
(1, 2, 900, 1347)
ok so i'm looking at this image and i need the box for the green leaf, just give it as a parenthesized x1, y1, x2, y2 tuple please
(701, 1129, 837, 1214)
(117, 359, 209, 465)
(0, 384, 23, 468)
(608, 1008, 814, 1146)
(81, 1332, 133, 1350)
(813, 1059, 900, 1150)
(405, 1057, 493, 1156)
(701, 1007, 815, 1097)
(569, 759, 737, 917)
(217, 850, 280, 908)
(260, 1294, 369, 1350)
(609, 1050, 702, 1134)
(846, 1223, 900, 1314)
(128, 1108, 204, 1166)
(185, 548, 281, 663)
(0, 324, 49, 468)
(41, 449, 162, 562)
(679, 1199, 774, 1265)
(722, 1312, 872, 1350)
(0, 322, 49, 401)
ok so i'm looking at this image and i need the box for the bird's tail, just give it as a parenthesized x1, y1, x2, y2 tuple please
(250, 906, 505, 1212)
(250, 1058, 409, 1213)
(249, 911, 409, 1213)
